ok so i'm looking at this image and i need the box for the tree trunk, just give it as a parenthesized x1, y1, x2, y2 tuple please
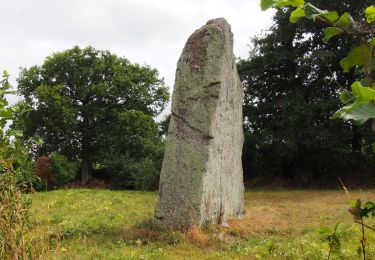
(80, 125, 92, 185)
(294, 144, 313, 186)
(81, 157, 91, 185)
(351, 124, 362, 153)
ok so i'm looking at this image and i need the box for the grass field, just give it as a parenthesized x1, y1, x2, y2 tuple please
(30, 189, 375, 259)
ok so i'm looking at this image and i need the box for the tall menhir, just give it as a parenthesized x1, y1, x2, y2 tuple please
(155, 18, 245, 230)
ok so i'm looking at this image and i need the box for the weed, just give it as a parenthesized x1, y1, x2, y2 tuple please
(0, 173, 60, 259)
(160, 231, 181, 245)
(0, 173, 32, 259)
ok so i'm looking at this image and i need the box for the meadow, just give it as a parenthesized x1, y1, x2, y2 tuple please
(29, 189, 375, 259)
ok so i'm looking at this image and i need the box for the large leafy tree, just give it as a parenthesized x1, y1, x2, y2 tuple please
(238, 0, 375, 186)
(16, 46, 169, 184)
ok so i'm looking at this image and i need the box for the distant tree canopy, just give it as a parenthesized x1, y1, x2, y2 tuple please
(238, 0, 375, 187)
(15, 46, 169, 184)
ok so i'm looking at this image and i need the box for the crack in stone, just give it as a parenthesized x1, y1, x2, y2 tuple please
(188, 96, 201, 101)
(172, 111, 213, 142)
(188, 94, 219, 101)
(204, 81, 221, 88)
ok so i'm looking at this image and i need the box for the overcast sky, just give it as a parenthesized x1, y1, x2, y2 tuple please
(1, 0, 275, 116)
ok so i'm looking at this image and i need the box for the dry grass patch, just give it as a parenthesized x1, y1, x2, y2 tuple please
(225, 190, 375, 237)
(184, 226, 214, 247)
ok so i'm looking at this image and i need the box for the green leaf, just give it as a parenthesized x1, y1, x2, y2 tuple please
(305, 3, 324, 20)
(364, 201, 375, 208)
(323, 27, 342, 42)
(332, 103, 375, 125)
(10, 130, 23, 137)
(318, 226, 331, 235)
(6, 90, 16, 95)
(339, 91, 355, 104)
(275, 0, 305, 8)
(339, 45, 372, 73)
(0, 99, 8, 108)
(2, 70, 9, 78)
(260, 0, 278, 10)
(360, 78, 375, 88)
(372, 142, 375, 153)
(333, 222, 340, 233)
(336, 12, 353, 28)
(334, 82, 375, 124)
(351, 81, 375, 102)
(365, 6, 375, 23)
(29, 136, 43, 145)
(0, 109, 12, 119)
(321, 11, 339, 23)
(290, 7, 305, 23)
(348, 200, 358, 207)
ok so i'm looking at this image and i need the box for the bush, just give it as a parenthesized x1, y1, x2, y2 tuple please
(133, 158, 160, 190)
(35, 156, 54, 189)
(35, 153, 77, 189)
(1, 143, 42, 192)
(50, 152, 78, 187)
(108, 156, 160, 190)
(13, 155, 42, 192)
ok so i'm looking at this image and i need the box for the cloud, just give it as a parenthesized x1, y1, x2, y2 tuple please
(0, 0, 275, 112)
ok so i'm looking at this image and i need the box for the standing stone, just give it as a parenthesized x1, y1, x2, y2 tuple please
(155, 18, 245, 230)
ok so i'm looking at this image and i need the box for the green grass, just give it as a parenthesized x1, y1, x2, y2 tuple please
(30, 189, 375, 259)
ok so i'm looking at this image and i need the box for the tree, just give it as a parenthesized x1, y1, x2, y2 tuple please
(238, 0, 375, 186)
(259, 1, 375, 258)
(158, 114, 171, 137)
(16, 46, 169, 184)
(101, 110, 166, 190)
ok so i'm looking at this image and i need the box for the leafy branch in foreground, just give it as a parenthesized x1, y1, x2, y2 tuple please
(260, 1, 375, 259)
(348, 199, 375, 260)
(0, 71, 51, 259)
(318, 222, 343, 260)
(261, 0, 375, 126)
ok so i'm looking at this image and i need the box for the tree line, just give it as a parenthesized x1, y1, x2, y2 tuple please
(2, 0, 374, 190)
(239, 0, 375, 188)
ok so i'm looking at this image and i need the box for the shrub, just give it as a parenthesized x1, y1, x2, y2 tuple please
(12, 152, 42, 192)
(35, 153, 77, 189)
(35, 156, 54, 189)
(133, 158, 160, 190)
(50, 152, 78, 187)
(108, 156, 160, 190)
(0, 71, 53, 258)
(0, 142, 41, 192)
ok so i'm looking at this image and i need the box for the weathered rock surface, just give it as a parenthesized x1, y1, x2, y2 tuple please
(155, 18, 245, 230)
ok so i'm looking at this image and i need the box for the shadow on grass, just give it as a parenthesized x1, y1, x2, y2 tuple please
(53, 217, 185, 246)
(54, 217, 232, 249)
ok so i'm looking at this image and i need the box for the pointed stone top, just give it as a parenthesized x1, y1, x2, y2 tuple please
(184, 18, 232, 71)
(205, 17, 231, 32)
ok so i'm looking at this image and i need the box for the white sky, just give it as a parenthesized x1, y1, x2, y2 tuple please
(0, 0, 275, 117)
